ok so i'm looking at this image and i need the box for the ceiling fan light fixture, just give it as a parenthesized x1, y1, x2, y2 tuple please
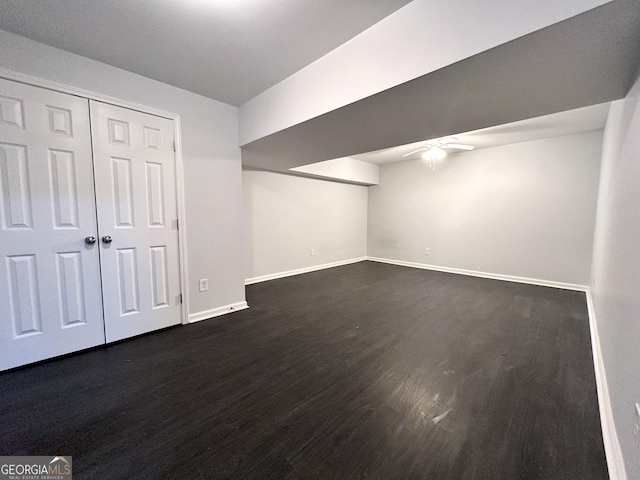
(422, 146, 447, 161)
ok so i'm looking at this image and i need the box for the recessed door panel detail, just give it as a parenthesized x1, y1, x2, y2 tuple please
(91, 99, 181, 344)
(56, 252, 86, 327)
(143, 127, 161, 150)
(47, 106, 73, 137)
(111, 157, 135, 227)
(49, 149, 79, 229)
(145, 162, 165, 227)
(7, 255, 42, 337)
(0, 95, 24, 128)
(108, 119, 130, 146)
(1, 78, 107, 371)
(117, 248, 140, 316)
(0, 143, 33, 230)
(150, 246, 169, 308)
(1, 82, 183, 370)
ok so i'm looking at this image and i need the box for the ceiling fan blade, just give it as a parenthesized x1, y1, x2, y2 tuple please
(401, 147, 430, 157)
(441, 143, 474, 151)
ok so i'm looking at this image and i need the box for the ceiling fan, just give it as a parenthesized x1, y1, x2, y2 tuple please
(401, 137, 474, 162)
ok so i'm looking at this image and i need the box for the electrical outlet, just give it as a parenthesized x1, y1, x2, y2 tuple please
(199, 279, 208, 292)
(311, 248, 315, 256)
(424, 248, 430, 255)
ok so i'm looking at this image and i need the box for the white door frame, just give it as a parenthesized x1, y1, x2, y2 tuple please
(0, 68, 190, 326)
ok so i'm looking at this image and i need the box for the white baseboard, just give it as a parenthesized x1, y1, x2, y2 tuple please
(366, 256, 588, 292)
(245, 257, 367, 285)
(586, 290, 627, 480)
(188, 301, 249, 323)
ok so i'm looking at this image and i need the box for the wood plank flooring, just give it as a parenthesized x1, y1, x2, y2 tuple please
(0, 261, 607, 479)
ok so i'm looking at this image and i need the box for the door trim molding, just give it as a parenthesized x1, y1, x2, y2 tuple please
(0, 68, 177, 119)
(0, 68, 190, 326)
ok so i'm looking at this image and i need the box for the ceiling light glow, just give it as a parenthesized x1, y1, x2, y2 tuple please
(422, 146, 447, 161)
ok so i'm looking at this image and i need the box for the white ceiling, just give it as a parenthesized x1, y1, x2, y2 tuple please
(353, 102, 611, 165)
(0, 0, 411, 106)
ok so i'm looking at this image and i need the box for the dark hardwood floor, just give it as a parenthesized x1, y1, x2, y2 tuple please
(0, 261, 607, 479)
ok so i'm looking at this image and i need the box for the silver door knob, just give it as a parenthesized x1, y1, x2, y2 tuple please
(102, 235, 113, 244)
(84, 235, 96, 244)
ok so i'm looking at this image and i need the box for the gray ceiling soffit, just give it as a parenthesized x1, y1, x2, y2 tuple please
(241, 0, 640, 172)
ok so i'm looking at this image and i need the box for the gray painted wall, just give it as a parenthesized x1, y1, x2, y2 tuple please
(244, 170, 367, 280)
(591, 76, 640, 478)
(0, 30, 245, 318)
(367, 132, 602, 285)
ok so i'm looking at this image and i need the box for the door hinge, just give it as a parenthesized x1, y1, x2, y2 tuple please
(173, 141, 176, 152)
(176, 218, 179, 230)
(179, 293, 183, 304)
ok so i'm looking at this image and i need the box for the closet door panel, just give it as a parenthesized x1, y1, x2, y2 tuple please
(0, 79, 105, 371)
(90, 101, 181, 342)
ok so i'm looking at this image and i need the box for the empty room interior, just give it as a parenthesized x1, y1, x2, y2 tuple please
(1, 0, 640, 478)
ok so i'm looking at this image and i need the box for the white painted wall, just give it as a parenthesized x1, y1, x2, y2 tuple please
(590, 75, 640, 479)
(0, 30, 245, 318)
(244, 170, 367, 281)
(368, 132, 602, 286)
(290, 157, 380, 185)
(239, 0, 609, 145)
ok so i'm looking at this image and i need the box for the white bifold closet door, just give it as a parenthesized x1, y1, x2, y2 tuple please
(0, 79, 183, 370)
(0, 79, 105, 370)
(89, 101, 182, 343)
